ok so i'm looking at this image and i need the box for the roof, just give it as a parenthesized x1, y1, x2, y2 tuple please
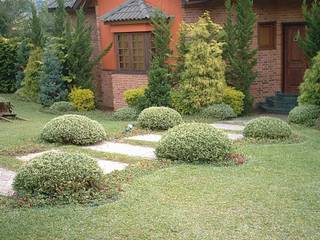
(101, 0, 165, 23)
(47, 0, 79, 9)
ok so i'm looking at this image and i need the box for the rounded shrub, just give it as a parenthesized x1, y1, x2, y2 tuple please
(156, 123, 231, 163)
(244, 117, 292, 139)
(13, 152, 104, 204)
(288, 104, 320, 126)
(41, 114, 106, 145)
(138, 107, 183, 130)
(69, 87, 95, 111)
(223, 86, 245, 116)
(49, 101, 75, 112)
(201, 104, 236, 120)
(112, 107, 138, 121)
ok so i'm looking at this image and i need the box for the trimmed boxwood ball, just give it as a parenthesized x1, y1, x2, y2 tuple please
(244, 117, 292, 139)
(49, 101, 75, 112)
(41, 114, 106, 145)
(13, 152, 104, 204)
(156, 123, 231, 163)
(138, 107, 183, 130)
(288, 104, 320, 126)
(112, 107, 138, 121)
(201, 103, 236, 120)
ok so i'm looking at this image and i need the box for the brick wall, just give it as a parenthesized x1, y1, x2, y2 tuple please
(183, 0, 304, 103)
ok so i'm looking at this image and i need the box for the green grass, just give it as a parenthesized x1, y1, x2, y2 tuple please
(1, 95, 320, 239)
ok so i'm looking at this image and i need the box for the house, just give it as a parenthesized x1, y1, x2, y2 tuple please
(49, 0, 308, 113)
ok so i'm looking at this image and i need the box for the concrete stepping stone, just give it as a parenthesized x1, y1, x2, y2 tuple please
(16, 150, 58, 161)
(126, 134, 162, 143)
(211, 123, 245, 131)
(86, 142, 156, 160)
(227, 133, 244, 140)
(0, 168, 16, 196)
(96, 159, 128, 174)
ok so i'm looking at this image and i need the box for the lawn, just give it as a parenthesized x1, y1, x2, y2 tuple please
(0, 94, 320, 239)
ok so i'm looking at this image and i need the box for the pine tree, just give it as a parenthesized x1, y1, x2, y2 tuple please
(30, 2, 43, 46)
(53, 0, 66, 37)
(298, 0, 320, 61)
(65, 8, 112, 89)
(144, 11, 172, 107)
(224, 0, 257, 114)
(39, 42, 68, 107)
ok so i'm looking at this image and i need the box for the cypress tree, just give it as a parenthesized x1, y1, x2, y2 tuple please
(144, 11, 172, 107)
(224, 0, 257, 114)
(39, 42, 68, 107)
(298, 0, 320, 61)
(30, 2, 43, 47)
(53, 0, 66, 37)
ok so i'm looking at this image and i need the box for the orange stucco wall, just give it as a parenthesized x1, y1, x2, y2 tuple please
(96, 0, 183, 70)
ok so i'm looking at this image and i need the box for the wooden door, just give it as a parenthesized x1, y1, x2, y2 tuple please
(283, 24, 307, 94)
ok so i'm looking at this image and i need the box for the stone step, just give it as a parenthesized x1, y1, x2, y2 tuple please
(211, 123, 245, 132)
(0, 168, 16, 196)
(126, 134, 162, 142)
(85, 142, 156, 160)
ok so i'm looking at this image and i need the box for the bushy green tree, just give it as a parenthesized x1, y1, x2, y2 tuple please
(15, 40, 31, 89)
(299, 52, 320, 105)
(19, 48, 43, 101)
(172, 12, 226, 114)
(0, 37, 17, 93)
(224, 0, 257, 114)
(65, 8, 112, 89)
(298, 0, 320, 61)
(145, 11, 172, 107)
(30, 2, 43, 47)
(53, 0, 66, 37)
(39, 42, 68, 107)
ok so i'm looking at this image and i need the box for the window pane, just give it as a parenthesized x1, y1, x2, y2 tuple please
(116, 32, 151, 71)
(258, 22, 276, 50)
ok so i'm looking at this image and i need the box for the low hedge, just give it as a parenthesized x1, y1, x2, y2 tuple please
(138, 107, 183, 130)
(200, 104, 236, 120)
(244, 117, 292, 139)
(112, 107, 138, 121)
(41, 114, 106, 145)
(13, 152, 104, 205)
(288, 104, 320, 126)
(49, 101, 75, 113)
(156, 123, 231, 163)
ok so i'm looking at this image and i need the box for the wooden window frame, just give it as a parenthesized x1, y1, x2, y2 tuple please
(114, 32, 152, 73)
(258, 22, 277, 50)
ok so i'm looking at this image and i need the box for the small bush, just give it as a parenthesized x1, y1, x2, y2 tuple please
(244, 117, 292, 139)
(49, 101, 75, 113)
(156, 123, 231, 163)
(13, 152, 104, 205)
(69, 87, 95, 111)
(138, 107, 183, 130)
(223, 86, 245, 115)
(41, 114, 106, 145)
(201, 104, 236, 120)
(112, 107, 138, 121)
(123, 86, 147, 111)
(288, 104, 320, 126)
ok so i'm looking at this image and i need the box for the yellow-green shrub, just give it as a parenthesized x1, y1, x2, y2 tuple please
(223, 87, 245, 115)
(123, 86, 147, 111)
(69, 87, 95, 111)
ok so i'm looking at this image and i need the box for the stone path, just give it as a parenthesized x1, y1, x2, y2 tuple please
(211, 123, 245, 132)
(96, 159, 128, 174)
(226, 133, 244, 140)
(126, 134, 162, 143)
(85, 142, 156, 160)
(0, 168, 16, 196)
